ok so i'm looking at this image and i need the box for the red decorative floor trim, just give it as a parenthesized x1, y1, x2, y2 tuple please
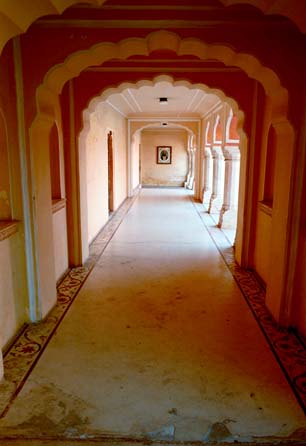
(0, 194, 137, 418)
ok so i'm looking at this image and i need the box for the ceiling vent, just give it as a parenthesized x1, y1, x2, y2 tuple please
(159, 97, 168, 105)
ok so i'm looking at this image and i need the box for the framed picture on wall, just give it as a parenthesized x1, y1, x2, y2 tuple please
(157, 146, 172, 164)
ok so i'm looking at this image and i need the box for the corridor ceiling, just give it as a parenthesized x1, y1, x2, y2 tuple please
(104, 79, 221, 118)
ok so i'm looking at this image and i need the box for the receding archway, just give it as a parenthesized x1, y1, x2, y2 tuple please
(29, 30, 294, 327)
(78, 75, 245, 265)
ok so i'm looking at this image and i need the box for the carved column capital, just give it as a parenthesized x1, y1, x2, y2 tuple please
(223, 145, 240, 160)
(211, 145, 224, 159)
(203, 145, 212, 158)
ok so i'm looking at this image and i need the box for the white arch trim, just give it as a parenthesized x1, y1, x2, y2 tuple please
(81, 74, 244, 130)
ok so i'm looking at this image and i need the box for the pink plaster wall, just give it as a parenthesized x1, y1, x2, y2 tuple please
(86, 103, 127, 243)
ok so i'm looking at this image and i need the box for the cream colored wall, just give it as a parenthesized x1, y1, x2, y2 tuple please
(252, 100, 273, 285)
(141, 129, 188, 186)
(52, 208, 68, 281)
(52, 119, 68, 282)
(235, 131, 247, 265)
(86, 102, 127, 243)
(253, 208, 272, 284)
(0, 239, 17, 348)
(0, 233, 27, 349)
(131, 121, 198, 143)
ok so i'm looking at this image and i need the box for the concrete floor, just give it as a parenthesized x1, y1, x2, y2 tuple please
(0, 188, 305, 443)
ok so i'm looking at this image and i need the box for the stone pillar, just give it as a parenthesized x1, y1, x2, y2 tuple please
(185, 148, 192, 188)
(186, 148, 196, 190)
(202, 146, 213, 206)
(218, 146, 240, 228)
(208, 145, 225, 213)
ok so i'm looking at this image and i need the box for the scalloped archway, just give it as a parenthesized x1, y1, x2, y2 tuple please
(29, 30, 294, 327)
(35, 30, 288, 121)
(77, 74, 246, 271)
(78, 74, 246, 189)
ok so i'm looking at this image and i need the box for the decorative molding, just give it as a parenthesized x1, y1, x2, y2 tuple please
(105, 99, 127, 118)
(127, 89, 142, 112)
(193, 94, 208, 113)
(186, 90, 200, 112)
(0, 221, 18, 242)
(120, 91, 137, 113)
(70, 4, 225, 11)
(201, 100, 223, 119)
(141, 128, 187, 133)
(52, 198, 66, 214)
(33, 19, 293, 30)
(128, 117, 201, 122)
(85, 67, 241, 73)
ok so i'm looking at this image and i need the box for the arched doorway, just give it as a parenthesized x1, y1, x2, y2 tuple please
(78, 75, 245, 261)
(29, 31, 293, 332)
(0, 0, 305, 432)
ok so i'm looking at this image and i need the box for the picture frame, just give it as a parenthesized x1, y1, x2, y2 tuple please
(157, 146, 172, 164)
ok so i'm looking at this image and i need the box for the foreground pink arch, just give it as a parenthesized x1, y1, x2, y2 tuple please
(0, 0, 304, 56)
(35, 30, 288, 123)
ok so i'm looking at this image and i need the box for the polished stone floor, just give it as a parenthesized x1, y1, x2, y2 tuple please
(0, 188, 305, 443)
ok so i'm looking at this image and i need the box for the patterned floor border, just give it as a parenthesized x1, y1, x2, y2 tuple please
(0, 193, 138, 418)
(192, 198, 306, 415)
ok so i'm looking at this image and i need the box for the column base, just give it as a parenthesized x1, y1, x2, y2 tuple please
(186, 176, 194, 190)
(218, 206, 238, 229)
(202, 188, 211, 206)
(208, 196, 223, 214)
